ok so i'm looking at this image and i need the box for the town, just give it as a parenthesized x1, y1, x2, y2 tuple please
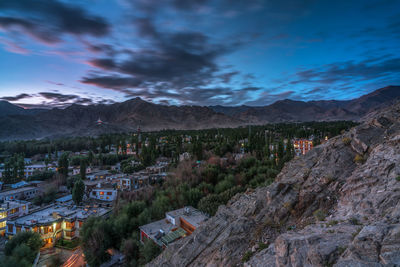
(0, 121, 356, 266)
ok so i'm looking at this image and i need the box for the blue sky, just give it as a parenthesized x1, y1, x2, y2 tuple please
(0, 0, 399, 108)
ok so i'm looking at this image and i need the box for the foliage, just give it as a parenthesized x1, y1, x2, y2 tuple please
(55, 238, 80, 250)
(342, 137, 351, 146)
(80, 217, 114, 267)
(72, 178, 85, 205)
(2, 153, 24, 184)
(2, 231, 43, 266)
(57, 152, 69, 177)
(354, 154, 365, 163)
(139, 240, 162, 265)
(313, 209, 327, 221)
(241, 251, 254, 262)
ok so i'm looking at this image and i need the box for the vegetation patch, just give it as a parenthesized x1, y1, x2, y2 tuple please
(342, 137, 351, 146)
(55, 238, 80, 250)
(242, 251, 254, 262)
(313, 209, 327, 221)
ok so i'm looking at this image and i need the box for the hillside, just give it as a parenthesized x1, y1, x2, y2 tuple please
(151, 101, 400, 266)
(0, 86, 398, 140)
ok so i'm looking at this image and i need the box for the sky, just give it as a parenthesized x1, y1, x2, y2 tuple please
(0, 0, 399, 108)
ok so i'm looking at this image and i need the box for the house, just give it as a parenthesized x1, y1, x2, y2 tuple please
(0, 200, 30, 236)
(139, 206, 208, 248)
(90, 183, 118, 202)
(72, 166, 92, 176)
(55, 194, 73, 205)
(5, 204, 110, 245)
(293, 138, 313, 156)
(0, 187, 39, 201)
(87, 170, 110, 181)
(24, 164, 47, 178)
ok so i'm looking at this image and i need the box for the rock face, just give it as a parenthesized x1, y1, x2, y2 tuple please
(151, 101, 400, 267)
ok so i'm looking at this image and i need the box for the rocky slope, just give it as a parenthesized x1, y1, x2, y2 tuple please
(151, 101, 400, 266)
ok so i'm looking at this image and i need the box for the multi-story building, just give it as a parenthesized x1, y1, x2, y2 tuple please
(90, 187, 118, 202)
(0, 200, 30, 236)
(6, 204, 110, 245)
(0, 186, 39, 201)
(293, 138, 314, 156)
(24, 164, 47, 178)
(139, 206, 208, 248)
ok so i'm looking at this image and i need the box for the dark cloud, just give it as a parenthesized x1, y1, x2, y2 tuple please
(0, 93, 32, 101)
(292, 56, 400, 85)
(0, 0, 110, 44)
(39, 92, 79, 102)
(81, 14, 250, 104)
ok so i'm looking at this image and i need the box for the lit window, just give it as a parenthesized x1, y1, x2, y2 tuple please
(100, 191, 104, 195)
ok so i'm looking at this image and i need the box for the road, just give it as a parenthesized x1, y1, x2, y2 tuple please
(62, 247, 86, 267)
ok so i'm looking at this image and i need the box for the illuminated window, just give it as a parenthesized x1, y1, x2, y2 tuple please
(107, 192, 112, 196)
(100, 191, 104, 195)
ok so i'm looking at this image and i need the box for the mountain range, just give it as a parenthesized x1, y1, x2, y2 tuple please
(0, 85, 399, 140)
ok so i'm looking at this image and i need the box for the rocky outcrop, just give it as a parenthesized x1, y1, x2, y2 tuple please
(151, 101, 400, 266)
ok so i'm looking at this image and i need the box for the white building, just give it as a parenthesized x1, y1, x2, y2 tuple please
(0, 187, 39, 201)
(0, 200, 30, 236)
(90, 186, 118, 202)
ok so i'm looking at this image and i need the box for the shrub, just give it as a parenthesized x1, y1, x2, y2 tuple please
(348, 217, 361, 225)
(258, 242, 269, 250)
(342, 137, 351, 146)
(326, 220, 338, 227)
(313, 209, 327, 221)
(354, 154, 365, 164)
(396, 176, 400, 182)
(337, 246, 347, 255)
(241, 251, 254, 262)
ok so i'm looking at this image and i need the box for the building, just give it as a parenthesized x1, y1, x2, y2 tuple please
(139, 206, 208, 248)
(6, 204, 110, 245)
(55, 194, 73, 205)
(24, 164, 47, 178)
(293, 138, 314, 156)
(0, 186, 39, 201)
(0, 200, 30, 236)
(90, 185, 118, 202)
(87, 170, 110, 181)
(72, 166, 92, 176)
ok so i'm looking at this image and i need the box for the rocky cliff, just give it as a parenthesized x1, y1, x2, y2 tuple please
(151, 101, 400, 266)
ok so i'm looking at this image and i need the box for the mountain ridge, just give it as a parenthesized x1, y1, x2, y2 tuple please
(0, 85, 398, 140)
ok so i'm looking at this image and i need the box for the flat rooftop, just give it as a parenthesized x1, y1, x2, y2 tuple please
(0, 186, 37, 196)
(11, 204, 110, 227)
(166, 206, 208, 228)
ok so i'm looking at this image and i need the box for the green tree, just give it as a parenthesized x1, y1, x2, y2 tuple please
(80, 159, 87, 179)
(139, 240, 161, 265)
(81, 217, 113, 266)
(72, 178, 85, 205)
(3, 231, 43, 266)
(58, 152, 69, 177)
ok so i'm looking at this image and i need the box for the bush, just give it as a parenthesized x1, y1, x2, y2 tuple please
(3, 231, 43, 266)
(313, 209, 327, 221)
(342, 137, 351, 146)
(354, 154, 365, 164)
(241, 251, 254, 262)
(139, 240, 161, 265)
(396, 176, 400, 182)
(348, 217, 361, 225)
